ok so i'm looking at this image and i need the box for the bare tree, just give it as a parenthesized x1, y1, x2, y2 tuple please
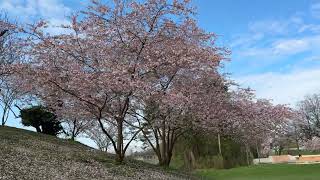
(85, 122, 116, 152)
(62, 118, 93, 141)
(0, 81, 19, 125)
(0, 13, 20, 126)
(0, 13, 17, 68)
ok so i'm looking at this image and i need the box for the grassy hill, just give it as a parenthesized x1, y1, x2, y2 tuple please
(0, 126, 192, 180)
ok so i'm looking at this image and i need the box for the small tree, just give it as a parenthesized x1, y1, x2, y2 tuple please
(0, 82, 18, 126)
(0, 13, 20, 126)
(62, 118, 92, 141)
(297, 94, 320, 139)
(20, 106, 62, 136)
(85, 123, 116, 152)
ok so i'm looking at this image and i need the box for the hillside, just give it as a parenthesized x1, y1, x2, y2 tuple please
(0, 126, 192, 180)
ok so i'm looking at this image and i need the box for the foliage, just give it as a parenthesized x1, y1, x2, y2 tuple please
(62, 118, 92, 140)
(297, 94, 320, 139)
(171, 132, 250, 170)
(5, 0, 291, 166)
(0, 12, 20, 126)
(85, 122, 116, 152)
(20, 106, 62, 136)
(13, 0, 229, 164)
(304, 136, 320, 151)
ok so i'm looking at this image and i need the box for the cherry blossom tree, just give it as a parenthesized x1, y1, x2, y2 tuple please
(85, 122, 116, 152)
(0, 80, 19, 126)
(189, 85, 291, 162)
(0, 13, 21, 126)
(304, 136, 320, 151)
(297, 94, 320, 139)
(9, 0, 292, 167)
(130, 72, 230, 166)
(14, 0, 228, 163)
(226, 90, 292, 161)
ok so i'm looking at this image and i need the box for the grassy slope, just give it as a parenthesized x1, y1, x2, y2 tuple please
(196, 164, 320, 180)
(0, 126, 191, 180)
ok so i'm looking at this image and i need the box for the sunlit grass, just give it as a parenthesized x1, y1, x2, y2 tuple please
(196, 163, 320, 180)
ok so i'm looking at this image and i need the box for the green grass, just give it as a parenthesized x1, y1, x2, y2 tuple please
(196, 164, 320, 180)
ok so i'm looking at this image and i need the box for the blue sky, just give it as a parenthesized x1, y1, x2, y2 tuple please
(2, 0, 320, 146)
(193, 0, 320, 105)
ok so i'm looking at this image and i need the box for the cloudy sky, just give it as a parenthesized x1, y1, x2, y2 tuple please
(2, 0, 320, 146)
(194, 0, 320, 106)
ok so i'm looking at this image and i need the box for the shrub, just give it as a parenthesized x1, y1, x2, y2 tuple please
(20, 106, 62, 136)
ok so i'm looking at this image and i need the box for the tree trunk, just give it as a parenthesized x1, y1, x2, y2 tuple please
(116, 119, 124, 163)
(159, 142, 174, 167)
(296, 139, 300, 153)
(256, 142, 260, 164)
(218, 133, 222, 155)
(184, 150, 196, 169)
(245, 145, 250, 166)
(35, 126, 42, 133)
(279, 146, 283, 155)
(1, 116, 4, 126)
(166, 151, 173, 166)
(160, 120, 167, 166)
(1, 107, 7, 126)
(71, 118, 77, 141)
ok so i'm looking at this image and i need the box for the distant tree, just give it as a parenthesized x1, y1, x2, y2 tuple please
(297, 94, 320, 139)
(85, 122, 116, 152)
(304, 136, 320, 151)
(61, 118, 92, 141)
(0, 13, 20, 126)
(0, 81, 18, 126)
(51, 99, 94, 140)
(20, 106, 62, 136)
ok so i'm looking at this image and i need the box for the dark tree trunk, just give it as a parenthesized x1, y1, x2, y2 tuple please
(35, 126, 42, 133)
(115, 118, 124, 163)
(71, 118, 77, 141)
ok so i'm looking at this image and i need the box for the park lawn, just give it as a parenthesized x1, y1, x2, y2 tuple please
(196, 163, 320, 180)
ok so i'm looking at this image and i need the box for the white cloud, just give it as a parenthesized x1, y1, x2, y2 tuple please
(248, 20, 289, 35)
(236, 68, 320, 106)
(230, 15, 312, 62)
(299, 24, 320, 33)
(272, 38, 310, 55)
(247, 16, 304, 36)
(230, 33, 264, 48)
(0, 0, 71, 34)
(0, 0, 37, 18)
(0, 0, 71, 19)
(234, 35, 320, 62)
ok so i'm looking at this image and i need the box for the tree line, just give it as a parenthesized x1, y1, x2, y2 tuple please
(0, 0, 297, 167)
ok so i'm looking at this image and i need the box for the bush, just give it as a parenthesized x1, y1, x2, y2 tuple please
(196, 155, 224, 169)
(20, 106, 62, 136)
(171, 132, 251, 169)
